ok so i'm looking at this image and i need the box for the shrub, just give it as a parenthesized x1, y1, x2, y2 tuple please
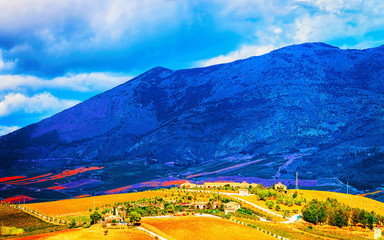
(266, 200, 274, 209)
(69, 219, 76, 229)
(275, 204, 281, 211)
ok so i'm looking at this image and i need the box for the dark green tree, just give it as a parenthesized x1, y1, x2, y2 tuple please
(130, 211, 141, 225)
(90, 211, 102, 224)
(302, 200, 327, 224)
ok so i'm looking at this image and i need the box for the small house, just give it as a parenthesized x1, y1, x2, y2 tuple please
(225, 201, 241, 210)
(180, 181, 197, 188)
(274, 182, 287, 191)
(240, 181, 249, 188)
(238, 189, 249, 196)
(225, 208, 236, 215)
(224, 201, 241, 214)
(194, 202, 207, 209)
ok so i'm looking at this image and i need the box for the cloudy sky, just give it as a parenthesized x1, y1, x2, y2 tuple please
(1, 0, 384, 136)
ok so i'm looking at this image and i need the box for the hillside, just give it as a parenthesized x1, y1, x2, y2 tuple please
(0, 204, 66, 238)
(1, 42, 384, 199)
(21, 187, 384, 240)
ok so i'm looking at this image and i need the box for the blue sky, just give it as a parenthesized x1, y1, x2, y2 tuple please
(1, 0, 384, 136)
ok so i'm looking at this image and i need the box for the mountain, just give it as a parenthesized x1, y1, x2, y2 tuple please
(1, 42, 384, 200)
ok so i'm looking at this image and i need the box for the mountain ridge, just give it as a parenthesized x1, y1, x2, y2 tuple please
(1, 42, 384, 197)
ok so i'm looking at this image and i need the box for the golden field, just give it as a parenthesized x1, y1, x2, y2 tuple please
(142, 216, 277, 240)
(236, 189, 384, 217)
(11, 225, 154, 240)
(26, 191, 167, 217)
(296, 189, 384, 215)
(235, 194, 301, 217)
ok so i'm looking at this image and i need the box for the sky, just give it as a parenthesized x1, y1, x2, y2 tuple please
(1, 0, 384, 136)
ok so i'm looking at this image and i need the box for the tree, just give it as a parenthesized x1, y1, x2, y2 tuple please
(90, 211, 102, 224)
(302, 200, 326, 224)
(219, 204, 224, 211)
(257, 190, 269, 201)
(130, 211, 141, 225)
(366, 212, 374, 229)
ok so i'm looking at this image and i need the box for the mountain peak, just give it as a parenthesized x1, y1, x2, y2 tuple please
(1, 42, 384, 197)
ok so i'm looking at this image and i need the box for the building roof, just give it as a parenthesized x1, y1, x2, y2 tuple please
(225, 201, 240, 206)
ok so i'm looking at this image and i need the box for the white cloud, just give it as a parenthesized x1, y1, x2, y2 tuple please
(0, 125, 20, 136)
(293, 14, 347, 43)
(0, 92, 80, 117)
(198, 44, 277, 67)
(0, 72, 132, 92)
(0, 0, 189, 52)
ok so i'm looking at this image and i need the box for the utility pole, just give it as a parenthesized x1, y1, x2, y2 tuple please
(296, 172, 298, 190)
(347, 182, 349, 194)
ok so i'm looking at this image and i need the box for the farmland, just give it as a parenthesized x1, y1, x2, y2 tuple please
(0, 204, 66, 238)
(235, 189, 384, 217)
(5, 185, 384, 240)
(10, 225, 154, 240)
(295, 190, 384, 215)
(26, 191, 167, 217)
(142, 216, 277, 240)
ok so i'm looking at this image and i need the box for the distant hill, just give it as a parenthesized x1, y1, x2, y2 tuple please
(1, 42, 384, 195)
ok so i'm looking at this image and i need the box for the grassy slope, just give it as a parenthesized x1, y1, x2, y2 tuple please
(142, 216, 277, 240)
(26, 191, 167, 217)
(297, 190, 384, 214)
(11, 225, 154, 240)
(236, 189, 384, 217)
(0, 205, 66, 239)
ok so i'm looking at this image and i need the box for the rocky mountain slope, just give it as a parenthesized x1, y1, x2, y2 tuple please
(1, 42, 384, 194)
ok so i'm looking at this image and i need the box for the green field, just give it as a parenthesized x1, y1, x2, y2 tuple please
(0, 204, 67, 238)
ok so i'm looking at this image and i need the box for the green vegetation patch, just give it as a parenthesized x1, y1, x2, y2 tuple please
(0, 204, 66, 238)
(0, 226, 25, 236)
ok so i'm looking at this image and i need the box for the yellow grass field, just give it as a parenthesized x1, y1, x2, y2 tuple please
(235, 194, 301, 217)
(11, 225, 154, 240)
(26, 190, 167, 217)
(236, 189, 384, 217)
(296, 190, 384, 215)
(141, 216, 277, 240)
